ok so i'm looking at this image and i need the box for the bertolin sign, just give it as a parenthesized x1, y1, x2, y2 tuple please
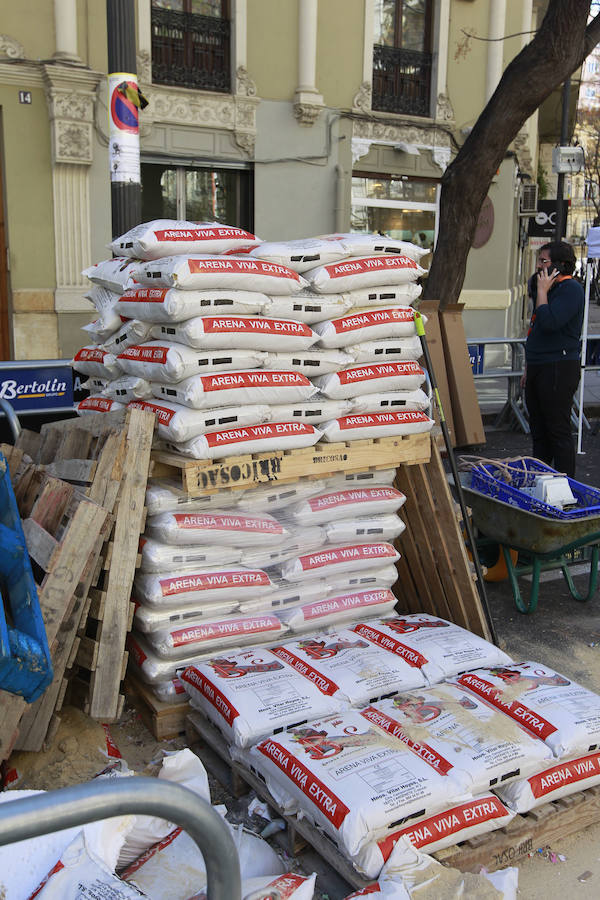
(0, 364, 74, 412)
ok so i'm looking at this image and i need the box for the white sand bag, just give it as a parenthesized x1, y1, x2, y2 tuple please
(76, 396, 126, 415)
(238, 579, 329, 614)
(325, 513, 406, 544)
(103, 319, 154, 355)
(304, 256, 425, 293)
(356, 795, 514, 879)
(239, 526, 326, 569)
(133, 597, 240, 633)
(85, 283, 122, 318)
(146, 612, 288, 659)
(242, 873, 317, 900)
(250, 237, 347, 272)
(280, 542, 400, 581)
(152, 368, 317, 409)
(235, 479, 327, 513)
(128, 398, 269, 442)
(102, 375, 153, 402)
(139, 537, 241, 573)
(321, 411, 434, 441)
(118, 286, 268, 322)
(150, 677, 187, 704)
(82, 316, 122, 343)
(267, 396, 352, 424)
(166, 421, 322, 460)
(150, 315, 318, 351)
(352, 615, 513, 685)
(82, 257, 139, 293)
(494, 749, 600, 812)
(144, 479, 240, 516)
(181, 648, 341, 747)
(319, 233, 429, 263)
(111, 220, 260, 259)
(117, 340, 264, 383)
(315, 362, 426, 399)
(350, 389, 430, 413)
(146, 510, 288, 547)
(348, 337, 422, 363)
(134, 566, 274, 608)
(72, 346, 123, 378)
(455, 661, 600, 758)
(325, 468, 397, 488)
(243, 709, 468, 858)
(262, 349, 354, 376)
(327, 565, 399, 594)
(137, 255, 307, 294)
(315, 307, 419, 349)
(264, 291, 351, 323)
(345, 283, 422, 308)
(127, 632, 242, 683)
(81, 376, 108, 393)
(291, 485, 406, 525)
(271, 627, 426, 707)
(368, 683, 553, 795)
(278, 588, 397, 632)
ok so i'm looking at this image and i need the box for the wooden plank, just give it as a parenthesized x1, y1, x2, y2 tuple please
(55, 426, 94, 463)
(37, 425, 63, 465)
(21, 518, 60, 572)
(87, 428, 127, 512)
(0, 444, 25, 478)
(30, 476, 74, 535)
(76, 636, 99, 671)
(125, 675, 189, 740)
(89, 408, 155, 721)
(14, 429, 42, 462)
(151, 433, 431, 496)
(44, 459, 97, 484)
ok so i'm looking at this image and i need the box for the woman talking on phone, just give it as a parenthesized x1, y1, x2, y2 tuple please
(522, 241, 584, 477)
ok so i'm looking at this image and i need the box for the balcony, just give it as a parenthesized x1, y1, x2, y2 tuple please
(151, 6, 231, 93)
(372, 45, 432, 117)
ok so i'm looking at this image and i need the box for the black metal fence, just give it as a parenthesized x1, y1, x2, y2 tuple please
(372, 45, 432, 117)
(151, 6, 231, 92)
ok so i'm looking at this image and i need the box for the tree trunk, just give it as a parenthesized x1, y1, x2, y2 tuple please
(424, 0, 600, 307)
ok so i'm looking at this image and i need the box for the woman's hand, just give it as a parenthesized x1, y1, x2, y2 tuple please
(536, 266, 558, 303)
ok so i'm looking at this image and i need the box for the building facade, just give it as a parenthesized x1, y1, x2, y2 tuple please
(0, 0, 546, 361)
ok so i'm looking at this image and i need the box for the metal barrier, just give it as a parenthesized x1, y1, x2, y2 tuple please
(469, 334, 600, 433)
(0, 776, 241, 899)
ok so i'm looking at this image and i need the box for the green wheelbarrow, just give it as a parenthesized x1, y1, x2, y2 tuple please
(460, 473, 600, 614)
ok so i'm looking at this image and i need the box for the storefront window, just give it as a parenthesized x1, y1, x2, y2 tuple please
(351, 174, 438, 250)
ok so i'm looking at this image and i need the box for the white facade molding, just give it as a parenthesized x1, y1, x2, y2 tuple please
(52, 163, 92, 306)
(43, 65, 103, 165)
(53, 0, 81, 62)
(294, 0, 324, 125)
(0, 34, 25, 59)
(351, 120, 452, 170)
(432, 0, 450, 120)
(0, 61, 42, 87)
(485, 0, 506, 103)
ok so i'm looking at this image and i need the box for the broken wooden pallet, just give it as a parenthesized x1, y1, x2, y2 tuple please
(0, 469, 109, 759)
(124, 673, 190, 741)
(150, 432, 431, 496)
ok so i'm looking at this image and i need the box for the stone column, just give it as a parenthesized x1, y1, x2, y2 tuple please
(53, 0, 81, 63)
(294, 0, 324, 125)
(485, 0, 506, 104)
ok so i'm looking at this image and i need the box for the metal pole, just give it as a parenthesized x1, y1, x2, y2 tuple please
(0, 777, 241, 900)
(414, 311, 499, 645)
(106, 0, 141, 238)
(555, 77, 571, 241)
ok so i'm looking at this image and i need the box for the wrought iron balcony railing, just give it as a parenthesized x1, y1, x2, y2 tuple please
(151, 6, 231, 93)
(372, 45, 432, 117)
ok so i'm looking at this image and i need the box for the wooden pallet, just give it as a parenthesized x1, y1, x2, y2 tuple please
(394, 440, 491, 641)
(0, 469, 109, 759)
(150, 433, 431, 496)
(124, 674, 190, 741)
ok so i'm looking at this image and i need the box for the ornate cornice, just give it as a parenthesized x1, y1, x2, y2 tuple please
(42, 64, 104, 165)
(352, 81, 372, 113)
(0, 34, 25, 59)
(236, 65, 257, 97)
(351, 115, 453, 171)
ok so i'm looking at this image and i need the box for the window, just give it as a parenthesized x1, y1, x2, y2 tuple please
(372, 0, 433, 116)
(351, 173, 438, 250)
(151, 0, 231, 92)
(141, 162, 253, 230)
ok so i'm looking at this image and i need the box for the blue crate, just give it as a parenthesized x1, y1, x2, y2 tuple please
(469, 458, 600, 520)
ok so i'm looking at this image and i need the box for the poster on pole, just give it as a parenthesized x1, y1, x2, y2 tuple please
(108, 71, 141, 184)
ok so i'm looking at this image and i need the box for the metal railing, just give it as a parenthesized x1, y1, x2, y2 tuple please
(0, 777, 241, 899)
(372, 45, 432, 116)
(151, 6, 231, 92)
(470, 335, 600, 433)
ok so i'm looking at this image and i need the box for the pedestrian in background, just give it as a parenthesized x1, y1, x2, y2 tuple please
(521, 241, 584, 477)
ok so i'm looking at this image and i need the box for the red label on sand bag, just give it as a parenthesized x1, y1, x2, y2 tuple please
(376, 795, 509, 858)
(118, 344, 169, 363)
(308, 487, 399, 511)
(258, 738, 350, 828)
(338, 362, 423, 384)
(338, 411, 429, 430)
(171, 615, 280, 647)
(302, 590, 394, 621)
(126, 635, 147, 666)
(173, 513, 284, 535)
(205, 421, 314, 447)
(353, 623, 428, 669)
(182, 666, 240, 726)
(188, 258, 300, 280)
(202, 316, 312, 337)
(159, 569, 269, 597)
(202, 370, 310, 391)
(361, 706, 454, 775)
(299, 543, 396, 572)
(457, 673, 558, 740)
(75, 347, 107, 362)
(155, 227, 255, 242)
(324, 256, 418, 278)
(271, 646, 340, 696)
(121, 287, 169, 302)
(128, 399, 175, 424)
(528, 752, 600, 798)
(78, 397, 114, 412)
(334, 307, 414, 333)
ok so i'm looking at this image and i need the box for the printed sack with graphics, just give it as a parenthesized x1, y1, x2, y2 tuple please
(117, 341, 266, 383)
(134, 566, 274, 609)
(278, 588, 398, 633)
(136, 255, 307, 294)
(250, 237, 348, 273)
(76, 396, 126, 415)
(350, 389, 430, 414)
(280, 542, 400, 582)
(319, 233, 429, 264)
(82, 257, 139, 293)
(128, 398, 269, 442)
(133, 597, 240, 634)
(181, 647, 341, 747)
(146, 510, 288, 547)
(344, 283, 422, 309)
(150, 315, 318, 352)
(351, 614, 513, 685)
(304, 256, 425, 293)
(126, 632, 241, 684)
(267, 397, 352, 425)
(139, 537, 241, 573)
(348, 337, 422, 364)
(315, 362, 426, 399)
(494, 750, 600, 812)
(117, 286, 268, 322)
(291, 485, 406, 525)
(321, 411, 434, 442)
(152, 369, 317, 409)
(110, 219, 260, 259)
(71, 346, 123, 379)
(264, 291, 351, 323)
(145, 612, 287, 659)
(165, 421, 322, 460)
(262, 349, 353, 376)
(315, 307, 419, 349)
